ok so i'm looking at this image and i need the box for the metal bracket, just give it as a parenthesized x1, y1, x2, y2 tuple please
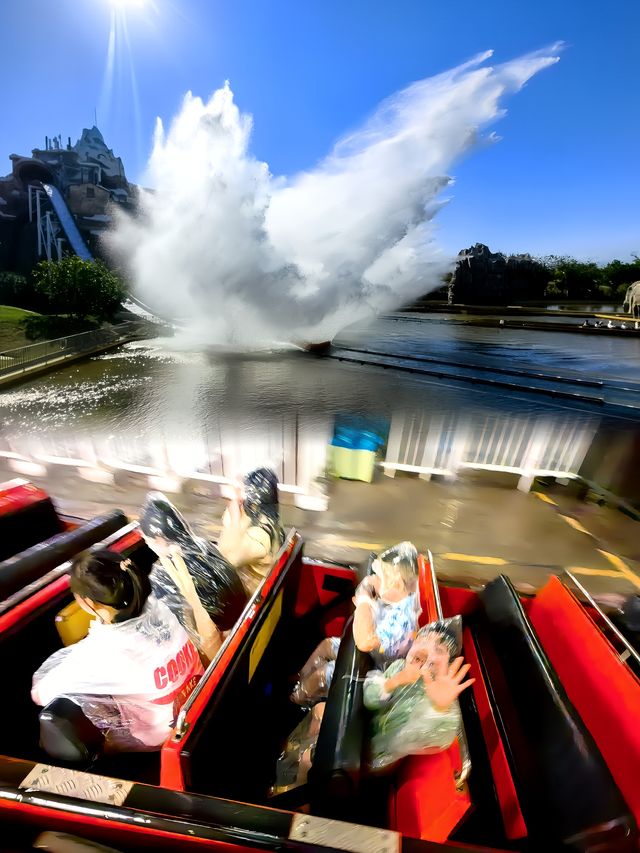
(289, 814, 400, 853)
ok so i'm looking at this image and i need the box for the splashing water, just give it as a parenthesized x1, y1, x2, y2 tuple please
(108, 46, 561, 347)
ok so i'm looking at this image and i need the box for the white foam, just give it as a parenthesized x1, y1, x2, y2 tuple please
(108, 47, 561, 349)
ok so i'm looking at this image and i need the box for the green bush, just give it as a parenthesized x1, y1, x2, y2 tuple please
(0, 271, 31, 308)
(32, 257, 125, 321)
(21, 314, 100, 341)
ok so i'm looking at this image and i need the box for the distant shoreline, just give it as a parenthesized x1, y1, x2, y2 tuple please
(391, 304, 638, 336)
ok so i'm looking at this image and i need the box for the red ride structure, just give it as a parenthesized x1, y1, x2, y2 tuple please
(0, 481, 638, 852)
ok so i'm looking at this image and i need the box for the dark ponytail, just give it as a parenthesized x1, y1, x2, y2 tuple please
(242, 468, 284, 549)
(70, 549, 151, 623)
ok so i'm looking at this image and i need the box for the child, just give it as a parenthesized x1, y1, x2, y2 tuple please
(353, 541, 421, 667)
(32, 550, 203, 752)
(363, 618, 474, 770)
(218, 467, 285, 594)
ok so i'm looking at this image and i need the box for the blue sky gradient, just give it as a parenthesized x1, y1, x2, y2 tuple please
(3, 0, 638, 261)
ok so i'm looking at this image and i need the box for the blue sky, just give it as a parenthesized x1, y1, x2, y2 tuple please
(3, 0, 638, 262)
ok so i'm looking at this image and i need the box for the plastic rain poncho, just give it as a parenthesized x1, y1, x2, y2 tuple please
(218, 468, 286, 594)
(32, 596, 203, 751)
(290, 637, 341, 708)
(353, 541, 421, 668)
(243, 467, 285, 552)
(363, 616, 463, 770)
(140, 493, 248, 635)
(271, 703, 326, 794)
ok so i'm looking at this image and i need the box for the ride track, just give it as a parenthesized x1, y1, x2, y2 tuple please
(330, 345, 640, 419)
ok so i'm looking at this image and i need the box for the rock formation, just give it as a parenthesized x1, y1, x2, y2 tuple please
(448, 243, 549, 305)
(0, 128, 137, 274)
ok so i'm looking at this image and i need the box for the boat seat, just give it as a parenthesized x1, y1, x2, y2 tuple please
(0, 481, 64, 562)
(392, 740, 471, 843)
(39, 698, 105, 765)
(307, 614, 372, 818)
(478, 574, 636, 851)
(0, 510, 128, 601)
(38, 697, 161, 786)
(528, 576, 640, 828)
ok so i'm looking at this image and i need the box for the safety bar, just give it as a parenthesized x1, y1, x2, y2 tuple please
(561, 570, 640, 677)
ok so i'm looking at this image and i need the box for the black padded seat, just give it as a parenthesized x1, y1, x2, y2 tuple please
(307, 615, 372, 816)
(39, 698, 105, 764)
(0, 492, 63, 562)
(0, 509, 128, 600)
(478, 575, 636, 851)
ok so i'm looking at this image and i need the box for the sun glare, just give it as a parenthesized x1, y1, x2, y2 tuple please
(110, 0, 148, 9)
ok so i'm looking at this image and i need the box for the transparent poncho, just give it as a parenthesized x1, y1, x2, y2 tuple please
(218, 468, 286, 595)
(32, 595, 204, 752)
(140, 493, 248, 639)
(363, 616, 464, 770)
(353, 541, 422, 667)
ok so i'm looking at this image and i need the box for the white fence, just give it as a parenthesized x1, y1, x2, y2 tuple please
(0, 412, 601, 505)
(381, 412, 598, 491)
(0, 416, 334, 510)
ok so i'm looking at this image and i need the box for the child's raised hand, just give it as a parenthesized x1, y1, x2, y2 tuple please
(228, 494, 243, 525)
(385, 661, 422, 692)
(396, 662, 422, 685)
(422, 656, 474, 712)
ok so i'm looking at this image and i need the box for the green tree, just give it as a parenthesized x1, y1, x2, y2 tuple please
(32, 257, 125, 321)
(0, 271, 29, 308)
(601, 258, 640, 300)
(542, 256, 605, 299)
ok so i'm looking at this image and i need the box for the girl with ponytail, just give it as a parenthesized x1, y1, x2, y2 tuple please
(218, 467, 286, 594)
(70, 549, 151, 624)
(32, 550, 203, 752)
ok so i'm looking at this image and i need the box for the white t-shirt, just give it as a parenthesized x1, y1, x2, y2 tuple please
(32, 596, 203, 750)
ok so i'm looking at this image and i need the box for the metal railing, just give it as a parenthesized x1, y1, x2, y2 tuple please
(0, 323, 137, 378)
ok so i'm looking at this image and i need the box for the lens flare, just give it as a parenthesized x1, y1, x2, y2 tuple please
(110, 0, 147, 8)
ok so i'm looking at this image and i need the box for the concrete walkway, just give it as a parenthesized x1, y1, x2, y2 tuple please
(2, 459, 638, 599)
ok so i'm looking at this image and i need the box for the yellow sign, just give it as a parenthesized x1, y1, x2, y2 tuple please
(249, 590, 283, 681)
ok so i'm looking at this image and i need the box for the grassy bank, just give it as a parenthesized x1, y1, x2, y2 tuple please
(0, 306, 104, 352)
(0, 306, 42, 352)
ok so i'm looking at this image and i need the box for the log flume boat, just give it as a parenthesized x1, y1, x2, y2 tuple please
(0, 478, 638, 852)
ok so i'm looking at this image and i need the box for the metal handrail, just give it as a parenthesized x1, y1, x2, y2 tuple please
(0, 322, 136, 377)
(173, 528, 300, 738)
(561, 571, 640, 675)
(427, 548, 472, 790)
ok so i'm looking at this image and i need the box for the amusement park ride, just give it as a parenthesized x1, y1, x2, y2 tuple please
(0, 478, 638, 852)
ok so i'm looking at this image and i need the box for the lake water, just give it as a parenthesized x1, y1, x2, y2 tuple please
(0, 314, 638, 440)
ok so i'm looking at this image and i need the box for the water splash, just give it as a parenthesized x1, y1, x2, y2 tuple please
(108, 46, 561, 346)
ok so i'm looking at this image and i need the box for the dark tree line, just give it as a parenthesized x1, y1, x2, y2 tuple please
(447, 244, 640, 305)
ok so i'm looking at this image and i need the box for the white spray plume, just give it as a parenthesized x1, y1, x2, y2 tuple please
(108, 46, 561, 346)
